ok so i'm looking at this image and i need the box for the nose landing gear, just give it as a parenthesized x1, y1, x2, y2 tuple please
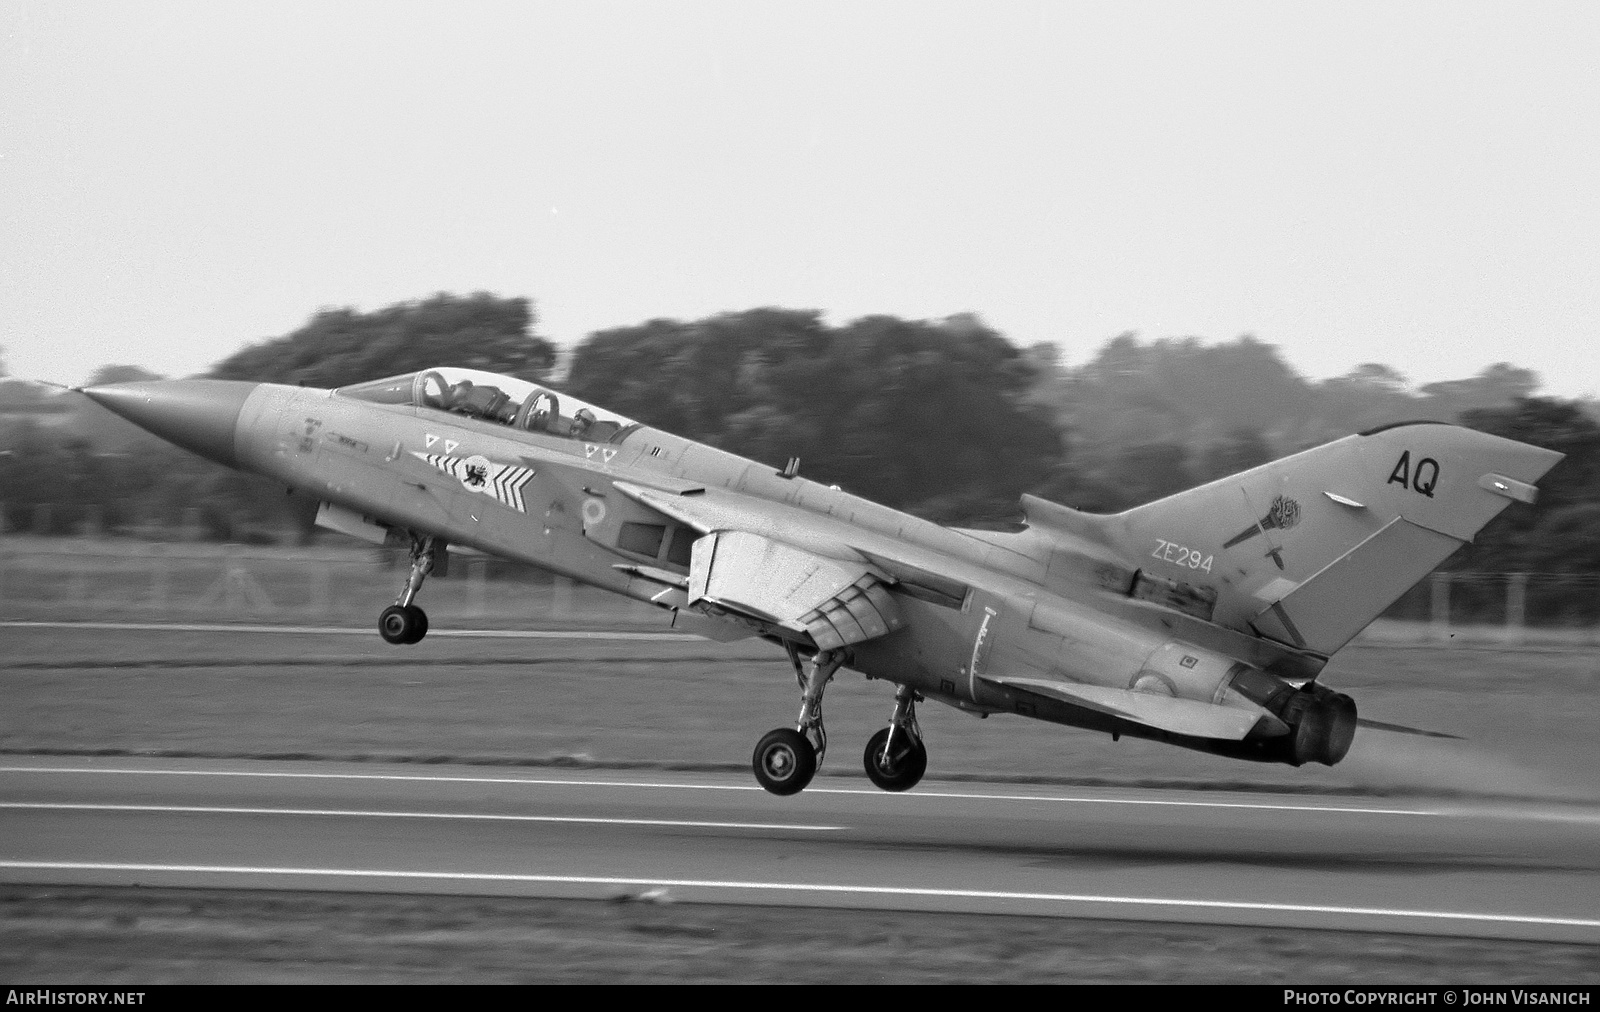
(378, 533, 442, 645)
(863, 684, 927, 792)
(751, 648, 844, 795)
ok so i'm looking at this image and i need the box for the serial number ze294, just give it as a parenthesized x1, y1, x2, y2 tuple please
(1152, 539, 1214, 573)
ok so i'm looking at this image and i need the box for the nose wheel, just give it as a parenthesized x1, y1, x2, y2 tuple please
(378, 603, 429, 645)
(380, 532, 443, 645)
(863, 684, 927, 792)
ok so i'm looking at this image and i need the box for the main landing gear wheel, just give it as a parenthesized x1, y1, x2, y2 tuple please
(864, 683, 927, 792)
(378, 604, 428, 645)
(863, 727, 927, 792)
(752, 728, 816, 796)
(751, 648, 846, 796)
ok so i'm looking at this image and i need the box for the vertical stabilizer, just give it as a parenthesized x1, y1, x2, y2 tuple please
(1044, 423, 1563, 655)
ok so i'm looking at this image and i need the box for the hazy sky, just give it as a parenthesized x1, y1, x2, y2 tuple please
(3, 1, 1597, 395)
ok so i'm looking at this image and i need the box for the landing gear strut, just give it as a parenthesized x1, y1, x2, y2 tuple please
(378, 533, 441, 645)
(863, 684, 927, 792)
(751, 648, 844, 795)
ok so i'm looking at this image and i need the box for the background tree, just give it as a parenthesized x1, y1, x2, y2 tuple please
(86, 364, 163, 386)
(567, 309, 1061, 523)
(208, 292, 555, 387)
(1030, 335, 1305, 509)
(16, 300, 1596, 559)
(1417, 363, 1541, 420)
(1312, 363, 1418, 436)
(1027, 334, 1578, 512)
(1425, 397, 1600, 624)
(1448, 398, 1600, 573)
(1196, 427, 1275, 484)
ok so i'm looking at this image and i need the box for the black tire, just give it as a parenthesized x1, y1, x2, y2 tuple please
(863, 726, 927, 792)
(378, 605, 420, 645)
(752, 728, 817, 796)
(407, 605, 429, 644)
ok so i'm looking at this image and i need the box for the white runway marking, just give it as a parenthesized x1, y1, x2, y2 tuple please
(0, 765, 1452, 817)
(10, 766, 1598, 822)
(4, 861, 1597, 931)
(0, 802, 842, 832)
(0, 620, 692, 641)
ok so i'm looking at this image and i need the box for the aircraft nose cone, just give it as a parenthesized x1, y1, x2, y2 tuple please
(80, 379, 258, 468)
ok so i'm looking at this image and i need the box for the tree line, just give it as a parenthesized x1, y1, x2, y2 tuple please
(2, 293, 1595, 597)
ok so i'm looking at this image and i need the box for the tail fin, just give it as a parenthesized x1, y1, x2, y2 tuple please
(1032, 422, 1563, 656)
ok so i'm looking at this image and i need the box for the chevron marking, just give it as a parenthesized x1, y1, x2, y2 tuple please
(412, 452, 536, 514)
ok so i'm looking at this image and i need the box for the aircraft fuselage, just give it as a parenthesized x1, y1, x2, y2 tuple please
(232, 381, 1243, 750)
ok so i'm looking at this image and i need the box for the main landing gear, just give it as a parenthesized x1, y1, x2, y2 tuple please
(378, 533, 441, 645)
(749, 649, 929, 796)
(863, 684, 927, 792)
(752, 648, 843, 796)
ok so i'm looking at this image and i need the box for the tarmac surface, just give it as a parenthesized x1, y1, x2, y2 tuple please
(5, 618, 1600, 981)
(4, 756, 1599, 944)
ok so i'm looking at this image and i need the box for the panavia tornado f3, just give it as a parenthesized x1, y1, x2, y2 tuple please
(81, 368, 1563, 795)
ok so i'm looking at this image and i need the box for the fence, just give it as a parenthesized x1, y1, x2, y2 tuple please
(1369, 570, 1600, 645)
(0, 536, 662, 628)
(1, 536, 1595, 644)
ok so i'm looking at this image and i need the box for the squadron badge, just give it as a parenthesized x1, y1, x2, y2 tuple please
(1224, 494, 1302, 549)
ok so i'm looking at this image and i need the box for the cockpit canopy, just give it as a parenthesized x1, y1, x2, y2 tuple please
(335, 368, 638, 444)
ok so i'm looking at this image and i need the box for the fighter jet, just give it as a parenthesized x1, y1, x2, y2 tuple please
(81, 368, 1562, 795)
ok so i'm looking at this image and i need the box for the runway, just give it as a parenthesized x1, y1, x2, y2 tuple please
(3, 756, 1598, 943)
